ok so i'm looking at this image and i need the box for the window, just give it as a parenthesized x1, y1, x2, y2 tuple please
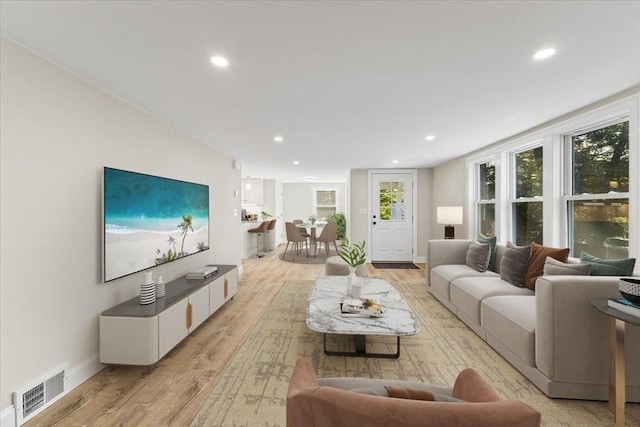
(511, 147, 543, 245)
(314, 189, 337, 221)
(476, 161, 496, 237)
(566, 120, 629, 258)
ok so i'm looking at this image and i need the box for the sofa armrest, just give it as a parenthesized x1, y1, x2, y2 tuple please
(427, 239, 473, 279)
(535, 275, 620, 383)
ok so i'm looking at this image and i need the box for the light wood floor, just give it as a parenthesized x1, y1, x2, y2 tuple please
(25, 246, 425, 427)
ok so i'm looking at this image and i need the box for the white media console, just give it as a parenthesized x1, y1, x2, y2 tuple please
(99, 265, 237, 365)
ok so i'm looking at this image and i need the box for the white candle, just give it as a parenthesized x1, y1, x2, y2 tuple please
(144, 271, 153, 283)
(157, 275, 163, 284)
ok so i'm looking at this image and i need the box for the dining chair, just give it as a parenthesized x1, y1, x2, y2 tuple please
(292, 219, 310, 239)
(284, 221, 308, 258)
(314, 220, 338, 257)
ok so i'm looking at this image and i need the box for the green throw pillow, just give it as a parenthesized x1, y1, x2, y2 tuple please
(579, 252, 636, 276)
(478, 234, 497, 272)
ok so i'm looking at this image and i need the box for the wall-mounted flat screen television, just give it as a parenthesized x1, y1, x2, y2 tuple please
(103, 167, 210, 282)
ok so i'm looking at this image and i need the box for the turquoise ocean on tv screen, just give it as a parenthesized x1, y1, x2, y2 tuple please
(104, 168, 209, 234)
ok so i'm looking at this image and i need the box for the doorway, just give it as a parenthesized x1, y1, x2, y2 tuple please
(369, 171, 416, 262)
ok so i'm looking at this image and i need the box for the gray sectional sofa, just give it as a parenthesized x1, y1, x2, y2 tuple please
(426, 239, 640, 402)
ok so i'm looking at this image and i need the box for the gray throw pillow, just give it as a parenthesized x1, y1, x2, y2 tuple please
(543, 256, 591, 276)
(466, 242, 491, 272)
(580, 252, 636, 276)
(500, 242, 531, 287)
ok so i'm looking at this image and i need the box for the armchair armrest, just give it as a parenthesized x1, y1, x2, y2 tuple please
(452, 368, 501, 402)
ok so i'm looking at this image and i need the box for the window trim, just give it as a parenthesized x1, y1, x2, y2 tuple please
(464, 91, 638, 270)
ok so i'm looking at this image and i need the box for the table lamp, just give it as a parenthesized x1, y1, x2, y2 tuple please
(437, 206, 463, 239)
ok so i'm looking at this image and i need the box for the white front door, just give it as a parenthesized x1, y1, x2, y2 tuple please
(370, 172, 414, 262)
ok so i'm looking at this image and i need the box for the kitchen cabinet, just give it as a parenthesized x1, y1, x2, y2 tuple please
(241, 178, 263, 205)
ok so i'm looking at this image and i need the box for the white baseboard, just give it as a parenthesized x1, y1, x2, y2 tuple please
(414, 256, 426, 264)
(0, 405, 16, 427)
(67, 353, 104, 391)
(0, 354, 104, 427)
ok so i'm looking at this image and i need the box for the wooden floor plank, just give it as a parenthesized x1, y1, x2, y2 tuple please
(25, 247, 424, 427)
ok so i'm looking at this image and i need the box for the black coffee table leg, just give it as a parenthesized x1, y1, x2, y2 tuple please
(323, 334, 401, 358)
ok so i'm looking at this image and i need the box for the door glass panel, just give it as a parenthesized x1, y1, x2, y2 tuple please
(379, 181, 405, 220)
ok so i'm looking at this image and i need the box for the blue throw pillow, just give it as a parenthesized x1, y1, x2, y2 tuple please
(579, 252, 636, 276)
(478, 234, 497, 272)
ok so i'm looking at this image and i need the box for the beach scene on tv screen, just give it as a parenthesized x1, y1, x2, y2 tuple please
(104, 168, 210, 282)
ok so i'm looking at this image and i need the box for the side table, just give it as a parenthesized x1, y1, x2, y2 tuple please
(590, 298, 640, 427)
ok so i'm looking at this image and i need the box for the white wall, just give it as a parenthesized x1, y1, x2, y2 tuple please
(431, 157, 468, 240)
(282, 182, 346, 223)
(0, 37, 241, 415)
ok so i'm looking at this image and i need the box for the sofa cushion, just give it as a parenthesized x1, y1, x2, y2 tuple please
(523, 243, 570, 290)
(466, 242, 491, 272)
(543, 257, 591, 276)
(450, 277, 534, 326)
(500, 243, 531, 287)
(579, 251, 636, 276)
(430, 265, 499, 301)
(481, 296, 536, 367)
(478, 234, 498, 272)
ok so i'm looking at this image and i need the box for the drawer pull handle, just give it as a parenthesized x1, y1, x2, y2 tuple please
(186, 303, 193, 329)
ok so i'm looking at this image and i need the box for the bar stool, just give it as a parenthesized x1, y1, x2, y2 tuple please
(247, 220, 270, 258)
(264, 219, 277, 251)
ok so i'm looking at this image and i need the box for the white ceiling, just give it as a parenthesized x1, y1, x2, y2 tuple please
(2, 1, 639, 182)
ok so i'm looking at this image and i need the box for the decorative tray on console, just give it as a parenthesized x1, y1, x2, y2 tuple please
(340, 297, 384, 318)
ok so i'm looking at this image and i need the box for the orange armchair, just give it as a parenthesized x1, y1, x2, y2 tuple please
(286, 359, 541, 427)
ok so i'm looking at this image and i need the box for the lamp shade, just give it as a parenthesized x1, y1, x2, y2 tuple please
(437, 206, 463, 225)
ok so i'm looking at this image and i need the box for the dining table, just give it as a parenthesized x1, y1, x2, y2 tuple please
(296, 222, 325, 252)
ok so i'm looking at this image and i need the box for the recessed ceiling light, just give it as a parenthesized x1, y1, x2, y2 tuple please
(425, 135, 435, 141)
(210, 56, 229, 67)
(293, 160, 300, 165)
(392, 160, 399, 164)
(274, 136, 284, 143)
(533, 48, 556, 60)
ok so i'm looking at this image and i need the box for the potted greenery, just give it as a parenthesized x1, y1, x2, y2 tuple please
(308, 214, 317, 225)
(338, 239, 366, 296)
(329, 212, 346, 240)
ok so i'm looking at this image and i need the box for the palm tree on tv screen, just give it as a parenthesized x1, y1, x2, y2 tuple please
(178, 214, 193, 256)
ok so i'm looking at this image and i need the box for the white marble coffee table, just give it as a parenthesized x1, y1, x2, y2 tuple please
(306, 276, 420, 358)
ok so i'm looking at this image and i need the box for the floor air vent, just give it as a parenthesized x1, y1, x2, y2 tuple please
(13, 364, 67, 426)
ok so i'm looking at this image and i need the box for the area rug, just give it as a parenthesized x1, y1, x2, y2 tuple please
(191, 279, 640, 426)
(372, 262, 419, 269)
(279, 248, 338, 264)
